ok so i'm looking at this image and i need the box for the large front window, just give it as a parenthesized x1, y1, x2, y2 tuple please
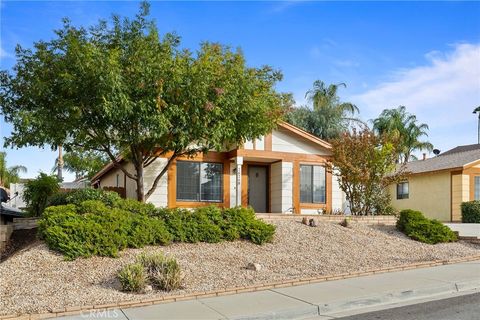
(300, 165, 326, 203)
(176, 161, 223, 202)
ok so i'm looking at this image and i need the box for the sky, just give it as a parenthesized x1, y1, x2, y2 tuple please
(1, 1, 480, 181)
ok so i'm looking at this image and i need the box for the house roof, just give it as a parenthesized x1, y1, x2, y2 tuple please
(404, 144, 480, 174)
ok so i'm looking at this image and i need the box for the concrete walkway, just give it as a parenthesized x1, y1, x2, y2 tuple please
(58, 260, 480, 320)
(444, 223, 480, 238)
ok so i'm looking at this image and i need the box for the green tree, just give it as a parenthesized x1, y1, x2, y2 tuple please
(286, 81, 362, 140)
(372, 106, 433, 163)
(23, 173, 59, 216)
(328, 129, 404, 216)
(0, 2, 286, 202)
(0, 152, 27, 188)
(53, 150, 109, 180)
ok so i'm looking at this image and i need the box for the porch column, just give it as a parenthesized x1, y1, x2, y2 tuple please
(235, 156, 243, 207)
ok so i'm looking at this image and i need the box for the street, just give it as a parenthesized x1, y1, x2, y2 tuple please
(337, 292, 480, 320)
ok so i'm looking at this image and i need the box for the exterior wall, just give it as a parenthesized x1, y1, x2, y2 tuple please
(451, 173, 469, 222)
(8, 183, 26, 209)
(270, 161, 293, 213)
(331, 174, 346, 212)
(272, 128, 329, 155)
(389, 171, 451, 221)
(143, 158, 168, 207)
(229, 163, 237, 207)
(99, 162, 137, 199)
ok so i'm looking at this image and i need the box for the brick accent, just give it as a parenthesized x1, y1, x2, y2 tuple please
(5, 254, 480, 320)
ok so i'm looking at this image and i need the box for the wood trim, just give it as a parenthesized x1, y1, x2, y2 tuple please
(167, 158, 228, 208)
(229, 149, 331, 162)
(293, 161, 300, 214)
(463, 159, 480, 169)
(277, 121, 332, 149)
(241, 164, 248, 206)
(264, 133, 272, 151)
(326, 169, 332, 212)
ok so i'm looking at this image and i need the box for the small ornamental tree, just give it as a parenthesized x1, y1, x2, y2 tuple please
(0, 2, 288, 202)
(328, 129, 404, 216)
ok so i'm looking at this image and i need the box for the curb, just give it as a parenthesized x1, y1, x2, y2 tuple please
(1, 255, 480, 320)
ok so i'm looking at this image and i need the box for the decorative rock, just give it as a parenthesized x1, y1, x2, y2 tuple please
(246, 263, 262, 271)
(144, 285, 153, 293)
(302, 217, 308, 225)
(309, 219, 317, 227)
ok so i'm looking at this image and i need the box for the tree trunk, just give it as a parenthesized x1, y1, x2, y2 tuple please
(134, 149, 145, 202)
(57, 145, 64, 181)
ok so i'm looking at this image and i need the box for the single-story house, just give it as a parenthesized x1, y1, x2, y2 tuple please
(91, 122, 346, 214)
(389, 144, 480, 222)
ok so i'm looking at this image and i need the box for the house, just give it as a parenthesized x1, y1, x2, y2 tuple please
(389, 144, 480, 222)
(91, 122, 345, 214)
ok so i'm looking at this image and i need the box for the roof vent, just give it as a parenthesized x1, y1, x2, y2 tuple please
(433, 149, 441, 156)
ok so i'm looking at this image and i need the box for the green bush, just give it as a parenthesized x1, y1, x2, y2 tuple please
(117, 263, 147, 292)
(138, 253, 182, 291)
(40, 202, 275, 260)
(396, 209, 457, 244)
(23, 173, 60, 216)
(461, 201, 480, 223)
(64, 188, 122, 207)
(396, 209, 424, 232)
(39, 202, 171, 260)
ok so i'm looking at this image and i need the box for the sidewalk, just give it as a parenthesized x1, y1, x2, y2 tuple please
(58, 260, 480, 320)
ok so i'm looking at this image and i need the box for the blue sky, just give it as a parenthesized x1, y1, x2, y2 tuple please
(1, 1, 480, 181)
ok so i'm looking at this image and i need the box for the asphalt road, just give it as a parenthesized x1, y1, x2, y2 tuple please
(336, 292, 480, 320)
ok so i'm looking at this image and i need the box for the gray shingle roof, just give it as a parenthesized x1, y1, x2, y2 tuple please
(404, 144, 480, 174)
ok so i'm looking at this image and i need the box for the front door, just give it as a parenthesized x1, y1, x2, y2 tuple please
(248, 166, 268, 213)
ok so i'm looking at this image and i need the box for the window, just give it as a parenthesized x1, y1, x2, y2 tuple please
(475, 176, 480, 200)
(176, 161, 223, 202)
(300, 165, 326, 203)
(397, 182, 409, 199)
(116, 174, 120, 187)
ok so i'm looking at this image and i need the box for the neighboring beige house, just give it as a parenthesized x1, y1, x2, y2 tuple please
(92, 122, 347, 214)
(389, 144, 480, 222)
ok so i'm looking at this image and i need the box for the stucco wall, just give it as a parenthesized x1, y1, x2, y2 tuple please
(389, 171, 451, 221)
(451, 173, 469, 222)
(143, 158, 168, 207)
(270, 161, 293, 213)
(271, 128, 329, 155)
(331, 174, 346, 212)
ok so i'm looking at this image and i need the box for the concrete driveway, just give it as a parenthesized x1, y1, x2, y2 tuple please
(444, 223, 480, 238)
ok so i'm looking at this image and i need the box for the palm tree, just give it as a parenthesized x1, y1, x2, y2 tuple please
(0, 152, 27, 188)
(372, 106, 433, 163)
(286, 80, 363, 140)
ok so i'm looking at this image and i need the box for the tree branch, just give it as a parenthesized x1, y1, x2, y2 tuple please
(101, 145, 136, 181)
(145, 153, 178, 200)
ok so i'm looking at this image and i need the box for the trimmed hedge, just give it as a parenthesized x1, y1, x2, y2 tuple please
(396, 209, 457, 244)
(461, 201, 480, 223)
(39, 189, 276, 259)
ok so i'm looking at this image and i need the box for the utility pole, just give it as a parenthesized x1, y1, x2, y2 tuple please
(473, 107, 480, 144)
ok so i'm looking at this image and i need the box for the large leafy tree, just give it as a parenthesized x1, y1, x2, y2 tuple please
(372, 106, 433, 163)
(0, 3, 286, 201)
(0, 152, 27, 188)
(329, 129, 404, 216)
(286, 80, 362, 140)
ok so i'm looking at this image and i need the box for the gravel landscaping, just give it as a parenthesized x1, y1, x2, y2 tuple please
(1, 220, 479, 316)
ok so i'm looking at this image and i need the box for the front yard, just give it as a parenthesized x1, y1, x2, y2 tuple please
(1, 220, 478, 316)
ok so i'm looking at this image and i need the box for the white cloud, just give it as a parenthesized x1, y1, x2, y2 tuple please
(352, 43, 480, 152)
(0, 46, 12, 59)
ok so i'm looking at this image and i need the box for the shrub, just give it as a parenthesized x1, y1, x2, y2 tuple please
(396, 209, 457, 244)
(39, 202, 171, 259)
(118, 263, 147, 292)
(23, 173, 60, 216)
(114, 198, 156, 216)
(406, 219, 457, 244)
(64, 188, 122, 207)
(138, 253, 182, 291)
(244, 219, 276, 245)
(461, 201, 480, 223)
(396, 209, 424, 232)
